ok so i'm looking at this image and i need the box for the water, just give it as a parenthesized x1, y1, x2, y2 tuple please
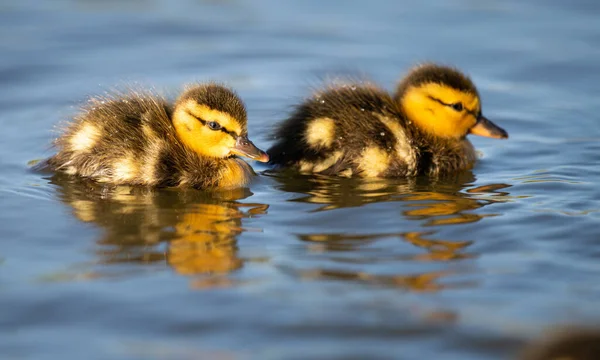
(1, 0, 599, 359)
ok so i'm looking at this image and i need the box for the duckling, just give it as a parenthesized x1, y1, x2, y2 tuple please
(519, 328, 600, 360)
(43, 84, 269, 189)
(267, 63, 507, 177)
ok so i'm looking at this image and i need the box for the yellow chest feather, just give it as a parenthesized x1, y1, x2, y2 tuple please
(218, 158, 255, 188)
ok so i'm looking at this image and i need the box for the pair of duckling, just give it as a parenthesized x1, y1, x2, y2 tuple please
(42, 64, 508, 189)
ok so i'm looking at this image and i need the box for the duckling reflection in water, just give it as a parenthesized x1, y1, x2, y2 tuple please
(52, 175, 268, 279)
(39, 83, 268, 190)
(269, 169, 511, 212)
(270, 171, 511, 291)
(291, 237, 474, 292)
(268, 63, 508, 177)
(289, 266, 466, 293)
(168, 205, 244, 275)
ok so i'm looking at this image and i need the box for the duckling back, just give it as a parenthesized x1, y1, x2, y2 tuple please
(46, 89, 255, 189)
(268, 84, 420, 178)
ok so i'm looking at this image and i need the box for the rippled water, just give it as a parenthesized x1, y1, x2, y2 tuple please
(1, 0, 600, 359)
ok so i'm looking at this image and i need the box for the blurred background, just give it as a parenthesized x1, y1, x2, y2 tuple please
(1, 0, 599, 359)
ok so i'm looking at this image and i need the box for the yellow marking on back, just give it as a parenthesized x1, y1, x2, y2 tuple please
(218, 158, 254, 188)
(64, 166, 78, 175)
(69, 123, 101, 152)
(139, 124, 162, 184)
(112, 154, 138, 183)
(357, 146, 390, 177)
(173, 100, 240, 159)
(142, 124, 158, 141)
(141, 140, 163, 185)
(312, 151, 343, 172)
(298, 160, 314, 173)
(376, 114, 416, 169)
(401, 83, 480, 139)
(339, 168, 353, 177)
(305, 117, 335, 148)
(297, 152, 342, 174)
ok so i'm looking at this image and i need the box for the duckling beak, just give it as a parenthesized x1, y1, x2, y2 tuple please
(230, 136, 270, 162)
(469, 115, 508, 139)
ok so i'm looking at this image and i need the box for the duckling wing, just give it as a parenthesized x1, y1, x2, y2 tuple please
(268, 85, 417, 177)
(48, 91, 175, 185)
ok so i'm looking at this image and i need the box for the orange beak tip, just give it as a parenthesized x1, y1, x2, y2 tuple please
(231, 137, 270, 162)
(255, 152, 270, 163)
(469, 117, 509, 140)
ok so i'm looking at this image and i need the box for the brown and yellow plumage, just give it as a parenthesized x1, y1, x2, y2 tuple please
(268, 63, 508, 178)
(43, 84, 269, 189)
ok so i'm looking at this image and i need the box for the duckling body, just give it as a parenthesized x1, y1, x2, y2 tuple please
(45, 84, 269, 189)
(268, 64, 507, 177)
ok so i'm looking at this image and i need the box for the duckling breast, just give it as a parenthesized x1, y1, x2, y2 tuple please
(423, 138, 477, 176)
(177, 157, 255, 189)
(217, 158, 255, 189)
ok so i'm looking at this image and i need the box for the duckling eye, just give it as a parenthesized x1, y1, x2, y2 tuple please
(207, 121, 221, 130)
(451, 102, 464, 112)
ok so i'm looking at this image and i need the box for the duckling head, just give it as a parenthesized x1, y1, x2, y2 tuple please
(395, 64, 508, 140)
(172, 84, 269, 162)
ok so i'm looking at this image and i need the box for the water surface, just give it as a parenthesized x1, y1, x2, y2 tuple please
(1, 1, 600, 359)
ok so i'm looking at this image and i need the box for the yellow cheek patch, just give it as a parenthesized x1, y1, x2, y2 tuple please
(305, 117, 336, 149)
(172, 104, 236, 159)
(401, 83, 480, 139)
(173, 108, 205, 153)
(357, 146, 390, 177)
(420, 83, 480, 113)
(69, 123, 101, 152)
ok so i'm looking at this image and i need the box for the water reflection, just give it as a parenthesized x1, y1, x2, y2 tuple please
(290, 266, 472, 293)
(268, 170, 511, 292)
(49, 174, 268, 282)
(299, 231, 473, 262)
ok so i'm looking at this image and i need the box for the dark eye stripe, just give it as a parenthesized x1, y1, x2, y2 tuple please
(185, 111, 239, 138)
(427, 96, 479, 119)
